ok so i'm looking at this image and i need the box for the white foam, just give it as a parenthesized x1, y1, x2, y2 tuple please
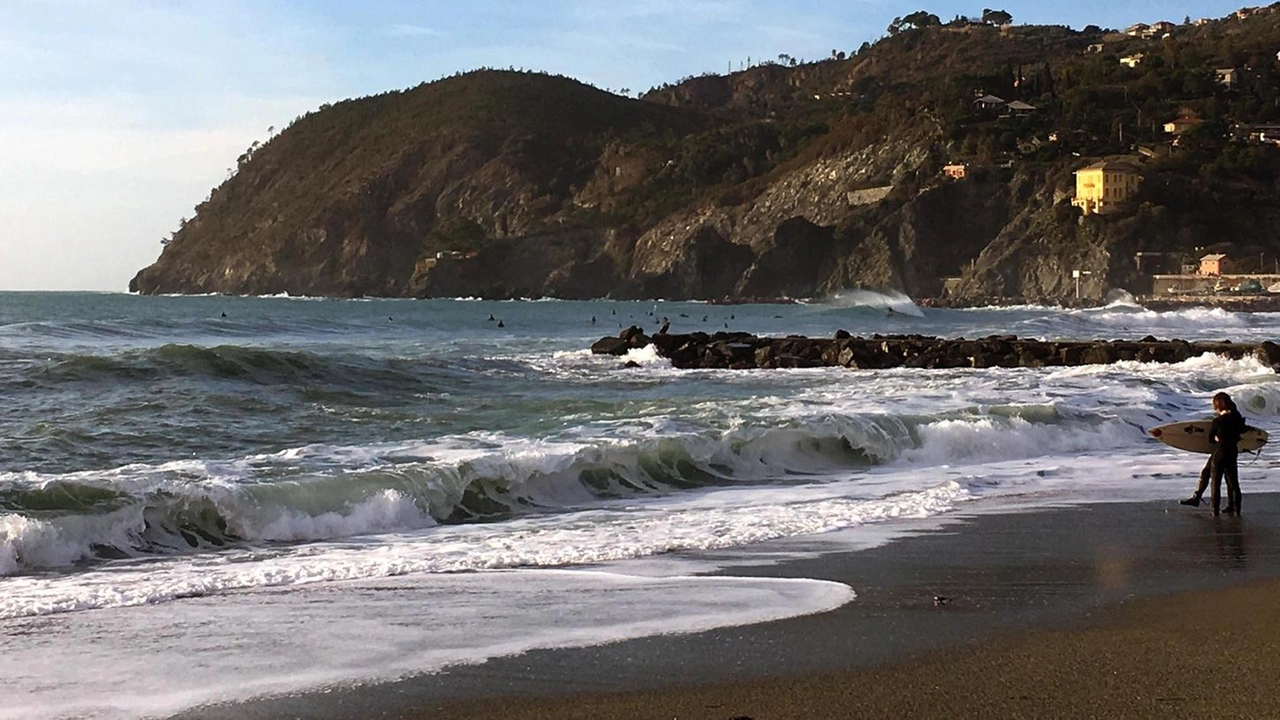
(0, 508, 147, 575)
(905, 416, 1137, 465)
(16, 355, 1266, 579)
(826, 289, 925, 317)
(243, 489, 437, 542)
(1082, 305, 1248, 329)
(623, 343, 671, 366)
(0, 570, 854, 720)
(1045, 352, 1271, 383)
(0, 419, 922, 578)
(1231, 382, 1280, 417)
(0, 480, 962, 619)
(0, 476, 447, 576)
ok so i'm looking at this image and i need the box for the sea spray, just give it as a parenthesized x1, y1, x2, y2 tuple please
(825, 289, 926, 317)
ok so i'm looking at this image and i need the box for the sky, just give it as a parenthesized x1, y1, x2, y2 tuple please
(0, 0, 1255, 291)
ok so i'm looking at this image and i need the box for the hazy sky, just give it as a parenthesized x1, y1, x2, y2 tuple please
(0, 1, 1250, 291)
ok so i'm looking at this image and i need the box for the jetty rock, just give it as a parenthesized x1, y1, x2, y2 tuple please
(592, 327, 1280, 372)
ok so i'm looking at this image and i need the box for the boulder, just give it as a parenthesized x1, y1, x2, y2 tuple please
(590, 336, 630, 355)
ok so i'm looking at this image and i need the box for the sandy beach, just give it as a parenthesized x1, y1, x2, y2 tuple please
(423, 577, 1280, 720)
(184, 492, 1280, 720)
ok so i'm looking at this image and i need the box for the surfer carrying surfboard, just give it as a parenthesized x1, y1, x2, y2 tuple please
(1179, 392, 1247, 516)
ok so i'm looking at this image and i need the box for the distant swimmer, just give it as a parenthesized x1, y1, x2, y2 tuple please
(679, 313, 689, 318)
(497, 320, 505, 328)
(611, 308, 616, 315)
(488, 314, 495, 322)
(591, 316, 596, 324)
(702, 315, 708, 322)
(658, 317, 670, 334)
(220, 312, 227, 318)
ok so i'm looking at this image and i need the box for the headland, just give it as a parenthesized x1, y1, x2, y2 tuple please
(131, 12, 1280, 305)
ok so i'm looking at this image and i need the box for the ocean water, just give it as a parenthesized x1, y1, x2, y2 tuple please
(3, 291, 1279, 718)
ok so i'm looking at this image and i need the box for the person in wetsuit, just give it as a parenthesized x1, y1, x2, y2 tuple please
(1180, 392, 1246, 515)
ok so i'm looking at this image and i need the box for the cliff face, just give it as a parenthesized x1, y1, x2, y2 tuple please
(132, 14, 1280, 301)
(131, 73, 700, 298)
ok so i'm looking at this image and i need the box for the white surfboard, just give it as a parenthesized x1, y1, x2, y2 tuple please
(1148, 420, 1268, 454)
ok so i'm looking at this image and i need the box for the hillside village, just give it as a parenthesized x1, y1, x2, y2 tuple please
(131, 5, 1280, 304)
(962, 4, 1280, 299)
(866, 4, 1280, 303)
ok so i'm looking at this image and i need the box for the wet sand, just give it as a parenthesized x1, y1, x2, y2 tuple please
(422, 576, 1280, 719)
(183, 494, 1280, 720)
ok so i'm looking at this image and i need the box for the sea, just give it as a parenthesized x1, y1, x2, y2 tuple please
(3, 290, 1279, 718)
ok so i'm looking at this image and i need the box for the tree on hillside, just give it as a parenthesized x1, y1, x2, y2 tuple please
(903, 11, 942, 29)
(888, 10, 941, 35)
(982, 8, 1013, 25)
(1178, 118, 1230, 154)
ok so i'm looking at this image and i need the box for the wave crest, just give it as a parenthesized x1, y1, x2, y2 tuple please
(0, 403, 1153, 575)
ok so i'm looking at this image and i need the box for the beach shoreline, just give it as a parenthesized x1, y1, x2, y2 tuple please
(181, 493, 1280, 719)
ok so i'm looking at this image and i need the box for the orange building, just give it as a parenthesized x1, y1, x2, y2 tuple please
(1199, 254, 1230, 276)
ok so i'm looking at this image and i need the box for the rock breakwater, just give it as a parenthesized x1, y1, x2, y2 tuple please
(591, 327, 1280, 371)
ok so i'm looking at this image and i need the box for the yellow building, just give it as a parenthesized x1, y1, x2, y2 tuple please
(1071, 159, 1143, 216)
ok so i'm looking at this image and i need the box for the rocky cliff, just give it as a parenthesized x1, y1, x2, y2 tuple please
(132, 12, 1280, 301)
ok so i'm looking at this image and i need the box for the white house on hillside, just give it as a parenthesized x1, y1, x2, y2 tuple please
(974, 94, 1006, 110)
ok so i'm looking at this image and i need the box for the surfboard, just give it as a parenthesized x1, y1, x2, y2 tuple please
(1148, 420, 1268, 454)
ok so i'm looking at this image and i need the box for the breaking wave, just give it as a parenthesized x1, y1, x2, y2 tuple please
(824, 290, 925, 317)
(0, 403, 1144, 576)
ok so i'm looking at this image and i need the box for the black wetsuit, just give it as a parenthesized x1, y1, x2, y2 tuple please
(1207, 409, 1246, 514)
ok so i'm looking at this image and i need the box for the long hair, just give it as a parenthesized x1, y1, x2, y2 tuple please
(1212, 392, 1237, 413)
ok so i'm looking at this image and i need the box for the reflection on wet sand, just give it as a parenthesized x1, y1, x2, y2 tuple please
(1213, 518, 1247, 568)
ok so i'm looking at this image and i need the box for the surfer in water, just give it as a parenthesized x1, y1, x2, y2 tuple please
(1180, 392, 1246, 515)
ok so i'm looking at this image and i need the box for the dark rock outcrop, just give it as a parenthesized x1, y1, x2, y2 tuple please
(592, 327, 1275, 372)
